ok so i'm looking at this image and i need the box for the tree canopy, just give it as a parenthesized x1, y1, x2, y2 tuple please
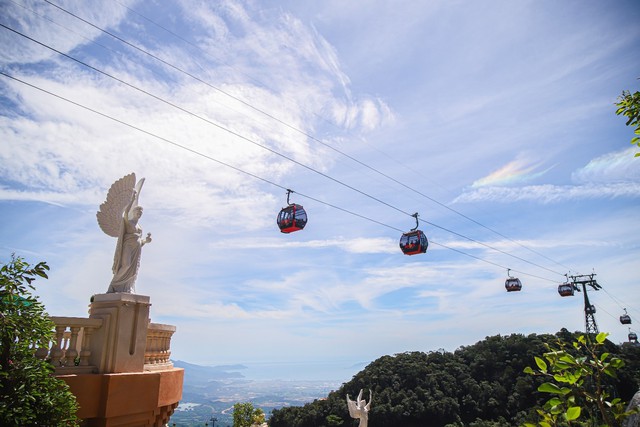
(0, 254, 79, 426)
(269, 331, 639, 427)
(616, 89, 640, 156)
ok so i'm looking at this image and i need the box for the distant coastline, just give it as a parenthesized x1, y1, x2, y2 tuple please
(174, 359, 368, 382)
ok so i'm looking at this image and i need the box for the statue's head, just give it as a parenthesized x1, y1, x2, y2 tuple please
(132, 206, 143, 219)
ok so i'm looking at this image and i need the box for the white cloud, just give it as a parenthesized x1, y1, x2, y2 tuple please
(0, 0, 134, 64)
(454, 182, 640, 204)
(572, 147, 640, 183)
(456, 149, 640, 203)
(2, 0, 639, 369)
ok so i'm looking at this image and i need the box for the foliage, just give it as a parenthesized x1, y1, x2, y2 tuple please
(615, 89, 640, 156)
(523, 332, 637, 427)
(269, 331, 638, 427)
(0, 254, 79, 426)
(232, 401, 265, 427)
(325, 414, 344, 425)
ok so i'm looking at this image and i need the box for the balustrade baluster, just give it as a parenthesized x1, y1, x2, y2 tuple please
(64, 327, 80, 367)
(50, 325, 66, 366)
(79, 326, 95, 367)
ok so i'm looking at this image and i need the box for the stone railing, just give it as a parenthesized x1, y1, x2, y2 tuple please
(38, 315, 177, 374)
(37, 316, 103, 374)
(144, 323, 176, 371)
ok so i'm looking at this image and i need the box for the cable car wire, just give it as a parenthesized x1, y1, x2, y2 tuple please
(26, 0, 634, 315)
(2, 7, 627, 293)
(30, 0, 574, 277)
(601, 287, 639, 319)
(113, 0, 576, 274)
(0, 21, 569, 279)
(4, 1, 636, 337)
(0, 69, 560, 285)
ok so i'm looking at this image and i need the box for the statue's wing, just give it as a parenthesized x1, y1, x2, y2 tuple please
(96, 173, 136, 237)
(132, 177, 145, 209)
(346, 395, 358, 418)
(365, 390, 372, 410)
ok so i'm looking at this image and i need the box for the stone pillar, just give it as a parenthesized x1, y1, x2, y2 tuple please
(88, 293, 151, 374)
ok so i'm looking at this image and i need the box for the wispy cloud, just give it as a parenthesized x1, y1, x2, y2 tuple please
(455, 182, 640, 204)
(458, 148, 640, 203)
(472, 158, 553, 188)
(2, 0, 639, 368)
(572, 147, 640, 184)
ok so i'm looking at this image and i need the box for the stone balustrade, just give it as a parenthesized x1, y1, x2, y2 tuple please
(39, 315, 177, 374)
(144, 323, 176, 371)
(37, 316, 103, 374)
(37, 294, 183, 426)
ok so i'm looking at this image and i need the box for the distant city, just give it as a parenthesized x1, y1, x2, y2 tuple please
(170, 360, 365, 426)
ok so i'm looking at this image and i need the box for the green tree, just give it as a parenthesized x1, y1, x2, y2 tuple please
(326, 414, 344, 425)
(615, 89, 640, 156)
(232, 401, 265, 427)
(0, 254, 79, 426)
(269, 332, 637, 427)
(523, 332, 636, 427)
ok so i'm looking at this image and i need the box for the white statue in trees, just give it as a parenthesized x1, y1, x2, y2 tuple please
(97, 173, 152, 294)
(347, 389, 372, 427)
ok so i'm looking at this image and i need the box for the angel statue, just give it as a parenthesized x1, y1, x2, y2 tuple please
(347, 389, 372, 427)
(97, 173, 152, 294)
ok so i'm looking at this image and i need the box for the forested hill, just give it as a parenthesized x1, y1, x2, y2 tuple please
(269, 330, 640, 427)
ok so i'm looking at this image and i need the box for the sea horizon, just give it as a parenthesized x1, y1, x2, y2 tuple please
(179, 359, 369, 383)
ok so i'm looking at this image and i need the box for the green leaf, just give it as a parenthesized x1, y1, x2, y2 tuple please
(565, 406, 581, 421)
(538, 382, 562, 394)
(559, 355, 576, 364)
(554, 360, 572, 370)
(548, 397, 562, 406)
(535, 356, 548, 372)
(523, 366, 534, 374)
(596, 332, 608, 343)
(610, 358, 624, 368)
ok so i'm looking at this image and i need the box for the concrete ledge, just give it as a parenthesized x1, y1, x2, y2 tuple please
(58, 367, 184, 426)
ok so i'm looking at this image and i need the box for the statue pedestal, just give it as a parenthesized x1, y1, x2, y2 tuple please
(88, 293, 151, 374)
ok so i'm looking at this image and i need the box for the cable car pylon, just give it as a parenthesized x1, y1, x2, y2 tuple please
(568, 273, 602, 335)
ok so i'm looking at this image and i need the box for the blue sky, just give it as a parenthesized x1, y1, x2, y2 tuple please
(1, 0, 639, 379)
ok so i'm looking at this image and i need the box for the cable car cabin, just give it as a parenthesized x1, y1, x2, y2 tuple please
(277, 203, 307, 233)
(629, 331, 638, 343)
(399, 230, 428, 255)
(505, 277, 522, 292)
(558, 283, 574, 297)
(620, 309, 632, 325)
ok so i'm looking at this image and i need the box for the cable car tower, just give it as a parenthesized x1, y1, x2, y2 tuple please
(568, 273, 602, 335)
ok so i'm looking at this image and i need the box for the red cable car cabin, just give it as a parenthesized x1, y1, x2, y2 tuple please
(558, 283, 574, 297)
(277, 203, 307, 233)
(399, 230, 428, 255)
